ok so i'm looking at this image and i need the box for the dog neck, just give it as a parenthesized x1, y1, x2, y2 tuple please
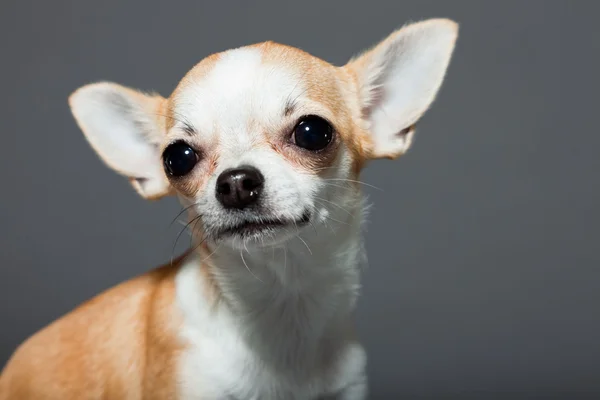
(187, 197, 367, 374)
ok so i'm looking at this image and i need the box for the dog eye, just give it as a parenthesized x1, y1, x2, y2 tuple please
(162, 141, 199, 177)
(293, 115, 333, 151)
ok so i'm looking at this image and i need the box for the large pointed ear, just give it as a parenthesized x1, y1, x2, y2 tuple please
(68, 82, 172, 199)
(345, 18, 458, 159)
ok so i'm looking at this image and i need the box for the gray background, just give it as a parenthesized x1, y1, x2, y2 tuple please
(1, 0, 598, 398)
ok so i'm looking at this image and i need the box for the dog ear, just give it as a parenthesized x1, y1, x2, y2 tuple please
(345, 19, 458, 159)
(69, 82, 172, 199)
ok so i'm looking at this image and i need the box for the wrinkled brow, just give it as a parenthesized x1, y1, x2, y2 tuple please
(181, 122, 196, 136)
(283, 97, 296, 117)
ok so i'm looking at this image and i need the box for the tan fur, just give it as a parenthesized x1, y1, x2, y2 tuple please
(167, 53, 221, 132)
(0, 253, 189, 400)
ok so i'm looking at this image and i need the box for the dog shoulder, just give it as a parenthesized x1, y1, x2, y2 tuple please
(0, 254, 188, 400)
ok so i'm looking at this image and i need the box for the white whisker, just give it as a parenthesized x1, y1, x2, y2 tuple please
(323, 178, 383, 191)
(296, 235, 313, 255)
(240, 249, 264, 283)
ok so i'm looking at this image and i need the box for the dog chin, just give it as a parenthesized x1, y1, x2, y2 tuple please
(213, 211, 311, 248)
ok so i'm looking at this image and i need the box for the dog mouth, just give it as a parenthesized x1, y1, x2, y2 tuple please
(218, 211, 311, 239)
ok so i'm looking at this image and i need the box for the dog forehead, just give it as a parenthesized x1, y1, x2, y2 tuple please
(170, 43, 318, 133)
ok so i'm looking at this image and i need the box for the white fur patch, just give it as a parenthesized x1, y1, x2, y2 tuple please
(174, 218, 368, 399)
(173, 47, 305, 151)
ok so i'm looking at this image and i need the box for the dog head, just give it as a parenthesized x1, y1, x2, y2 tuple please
(69, 19, 458, 249)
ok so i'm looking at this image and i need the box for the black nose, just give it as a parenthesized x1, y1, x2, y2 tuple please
(215, 166, 264, 209)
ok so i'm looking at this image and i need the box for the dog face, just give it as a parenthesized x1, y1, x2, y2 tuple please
(69, 19, 458, 249)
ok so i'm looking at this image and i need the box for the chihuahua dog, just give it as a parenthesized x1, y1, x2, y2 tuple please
(0, 18, 458, 400)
